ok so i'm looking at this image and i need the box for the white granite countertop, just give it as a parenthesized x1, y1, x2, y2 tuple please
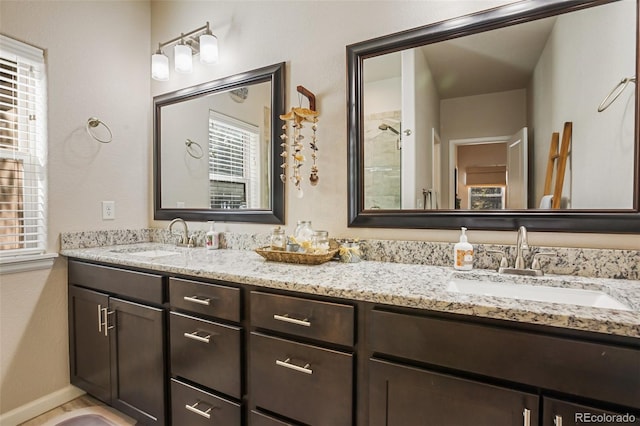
(60, 243, 640, 339)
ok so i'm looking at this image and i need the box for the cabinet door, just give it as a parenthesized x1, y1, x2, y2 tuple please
(543, 397, 640, 426)
(68, 285, 111, 403)
(109, 297, 166, 425)
(370, 359, 539, 426)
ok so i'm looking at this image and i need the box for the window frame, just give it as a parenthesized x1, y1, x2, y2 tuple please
(0, 35, 53, 273)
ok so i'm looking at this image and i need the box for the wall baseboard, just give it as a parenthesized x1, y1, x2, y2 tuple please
(0, 385, 85, 426)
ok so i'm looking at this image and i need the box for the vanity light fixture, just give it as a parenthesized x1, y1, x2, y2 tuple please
(151, 22, 219, 81)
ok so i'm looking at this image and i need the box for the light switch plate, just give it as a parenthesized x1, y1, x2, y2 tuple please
(102, 201, 115, 220)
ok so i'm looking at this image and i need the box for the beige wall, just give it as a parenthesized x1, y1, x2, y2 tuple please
(1, 0, 639, 419)
(0, 0, 150, 415)
(150, 0, 639, 250)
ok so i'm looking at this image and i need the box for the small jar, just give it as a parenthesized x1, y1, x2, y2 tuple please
(340, 241, 361, 263)
(311, 230, 330, 254)
(293, 220, 314, 250)
(270, 226, 286, 251)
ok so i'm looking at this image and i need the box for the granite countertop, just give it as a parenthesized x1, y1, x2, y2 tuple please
(60, 242, 640, 339)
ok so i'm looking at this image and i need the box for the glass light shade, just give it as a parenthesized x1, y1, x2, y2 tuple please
(174, 43, 193, 73)
(151, 52, 169, 81)
(199, 33, 219, 64)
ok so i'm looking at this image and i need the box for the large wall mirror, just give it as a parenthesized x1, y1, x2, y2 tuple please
(154, 62, 285, 223)
(348, 0, 640, 232)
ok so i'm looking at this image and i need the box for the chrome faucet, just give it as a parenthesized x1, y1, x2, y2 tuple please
(514, 225, 528, 269)
(168, 218, 190, 246)
(493, 225, 555, 276)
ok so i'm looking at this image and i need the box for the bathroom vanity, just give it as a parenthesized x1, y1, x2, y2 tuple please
(62, 242, 640, 426)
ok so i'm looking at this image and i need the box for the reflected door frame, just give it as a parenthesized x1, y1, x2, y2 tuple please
(448, 135, 510, 209)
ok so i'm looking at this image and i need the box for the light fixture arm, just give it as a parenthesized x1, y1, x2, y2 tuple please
(155, 22, 211, 54)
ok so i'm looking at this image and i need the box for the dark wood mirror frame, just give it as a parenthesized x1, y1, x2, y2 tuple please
(154, 62, 285, 224)
(347, 0, 640, 233)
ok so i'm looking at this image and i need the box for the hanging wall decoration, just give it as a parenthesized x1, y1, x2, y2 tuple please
(279, 86, 319, 198)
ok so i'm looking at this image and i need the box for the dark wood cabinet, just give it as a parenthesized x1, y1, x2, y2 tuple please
(249, 291, 355, 425)
(67, 258, 640, 426)
(109, 297, 166, 425)
(170, 378, 241, 425)
(250, 332, 353, 425)
(68, 261, 167, 425)
(370, 358, 539, 426)
(169, 311, 241, 398)
(168, 276, 243, 424)
(250, 410, 299, 426)
(68, 286, 111, 403)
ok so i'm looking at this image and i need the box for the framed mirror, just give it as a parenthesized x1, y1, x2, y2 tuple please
(347, 0, 640, 232)
(154, 62, 285, 223)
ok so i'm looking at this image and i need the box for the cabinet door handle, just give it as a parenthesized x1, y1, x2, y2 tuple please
(275, 358, 313, 375)
(100, 307, 115, 337)
(97, 304, 103, 333)
(523, 408, 531, 426)
(185, 401, 213, 419)
(183, 330, 211, 344)
(273, 314, 311, 327)
(183, 295, 211, 306)
(554, 415, 563, 426)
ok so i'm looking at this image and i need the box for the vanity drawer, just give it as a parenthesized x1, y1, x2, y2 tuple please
(170, 277, 240, 322)
(370, 309, 640, 409)
(251, 410, 299, 426)
(169, 312, 241, 398)
(68, 260, 164, 304)
(251, 291, 354, 346)
(170, 378, 241, 426)
(250, 332, 353, 425)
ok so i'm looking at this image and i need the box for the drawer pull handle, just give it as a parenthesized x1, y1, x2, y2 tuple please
(523, 408, 531, 426)
(183, 295, 211, 306)
(185, 401, 213, 419)
(275, 358, 313, 375)
(554, 415, 562, 426)
(273, 314, 311, 327)
(183, 331, 211, 344)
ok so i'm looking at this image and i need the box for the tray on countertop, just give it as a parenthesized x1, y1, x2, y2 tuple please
(255, 241, 339, 265)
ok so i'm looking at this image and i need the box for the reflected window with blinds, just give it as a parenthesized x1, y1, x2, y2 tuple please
(0, 35, 47, 256)
(208, 111, 260, 209)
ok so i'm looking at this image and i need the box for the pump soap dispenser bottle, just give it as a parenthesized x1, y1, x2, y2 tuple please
(454, 227, 474, 270)
(205, 221, 219, 250)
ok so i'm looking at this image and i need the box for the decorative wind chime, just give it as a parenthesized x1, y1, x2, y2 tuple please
(279, 86, 319, 198)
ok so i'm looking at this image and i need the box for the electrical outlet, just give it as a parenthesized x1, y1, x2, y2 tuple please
(102, 201, 115, 220)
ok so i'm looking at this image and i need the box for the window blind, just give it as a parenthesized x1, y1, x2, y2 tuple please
(0, 35, 47, 256)
(208, 111, 260, 209)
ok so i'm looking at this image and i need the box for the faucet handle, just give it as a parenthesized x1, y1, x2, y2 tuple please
(487, 250, 509, 270)
(531, 251, 556, 271)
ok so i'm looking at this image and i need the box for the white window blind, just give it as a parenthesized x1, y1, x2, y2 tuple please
(0, 35, 47, 257)
(208, 111, 260, 209)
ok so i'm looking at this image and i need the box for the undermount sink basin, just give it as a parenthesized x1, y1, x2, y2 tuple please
(447, 279, 631, 311)
(110, 247, 183, 259)
(128, 249, 182, 259)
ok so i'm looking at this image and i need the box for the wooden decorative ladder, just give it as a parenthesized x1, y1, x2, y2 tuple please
(543, 122, 572, 209)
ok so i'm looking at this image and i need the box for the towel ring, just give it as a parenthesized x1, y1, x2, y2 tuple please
(598, 76, 636, 112)
(86, 117, 113, 143)
(185, 139, 204, 159)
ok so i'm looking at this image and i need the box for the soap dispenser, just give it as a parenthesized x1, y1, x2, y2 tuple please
(205, 221, 219, 250)
(453, 227, 473, 270)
